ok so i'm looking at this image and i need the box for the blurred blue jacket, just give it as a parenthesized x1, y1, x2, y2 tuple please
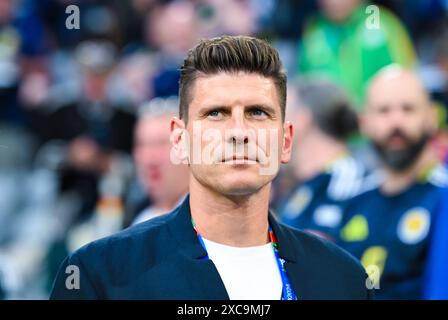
(424, 187, 448, 299)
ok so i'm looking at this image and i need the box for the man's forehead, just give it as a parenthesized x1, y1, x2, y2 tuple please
(367, 92, 427, 110)
(367, 69, 429, 107)
(192, 72, 279, 106)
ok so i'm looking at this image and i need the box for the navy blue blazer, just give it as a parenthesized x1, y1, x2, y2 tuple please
(50, 195, 372, 300)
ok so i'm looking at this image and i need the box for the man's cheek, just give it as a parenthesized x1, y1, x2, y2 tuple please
(258, 129, 280, 176)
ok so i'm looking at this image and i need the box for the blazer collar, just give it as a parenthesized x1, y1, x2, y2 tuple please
(166, 194, 207, 259)
(167, 194, 298, 263)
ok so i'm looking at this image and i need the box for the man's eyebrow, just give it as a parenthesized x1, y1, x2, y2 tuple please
(197, 105, 231, 115)
(196, 104, 278, 116)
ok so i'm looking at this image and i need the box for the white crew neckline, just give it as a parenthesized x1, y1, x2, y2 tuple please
(201, 238, 273, 256)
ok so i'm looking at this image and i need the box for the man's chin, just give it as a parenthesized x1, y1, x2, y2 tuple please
(217, 175, 270, 196)
(221, 186, 262, 197)
(191, 165, 272, 196)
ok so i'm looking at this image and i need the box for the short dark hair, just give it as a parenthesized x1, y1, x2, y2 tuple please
(179, 35, 287, 123)
(294, 76, 359, 141)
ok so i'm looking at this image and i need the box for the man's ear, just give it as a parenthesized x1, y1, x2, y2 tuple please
(170, 117, 189, 164)
(280, 121, 294, 164)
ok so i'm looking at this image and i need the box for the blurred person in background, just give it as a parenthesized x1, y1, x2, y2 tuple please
(124, 96, 189, 227)
(298, 0, 416, 107)
(43, 40, 136, 223)
(145, 0, 200, 59)
(41, 41, 136, 293)
(0, 0, 49, 127)
(337, 66, 448, 299)
(264, 0, 317, 76)
(0, 0, 60, 299)
(427, 27, 448, 166)
(139, 0, 264, 100)
(141, 0, 200, 99)
(106, 52, 156, 108)
(432, 23, 448, 109)
(278, 77, 377, 240)
(197, 0, 259, 38)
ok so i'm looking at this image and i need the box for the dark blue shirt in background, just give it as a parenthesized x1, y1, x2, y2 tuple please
(336, 164, 448, 299)
(281, 156, 378, 241)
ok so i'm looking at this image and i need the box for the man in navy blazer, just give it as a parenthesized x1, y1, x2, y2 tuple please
(51, 35, 372, 300)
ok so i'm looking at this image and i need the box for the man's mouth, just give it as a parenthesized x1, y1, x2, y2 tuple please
(146, 167, 162, 182)
(221, 155, 258, 164)
(387, 135, 409, 150)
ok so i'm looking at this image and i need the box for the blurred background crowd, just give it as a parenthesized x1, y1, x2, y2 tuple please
(0, 0, 448, 299)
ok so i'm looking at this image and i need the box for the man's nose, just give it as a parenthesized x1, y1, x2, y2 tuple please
(390, 108, 407, 124)
(226, 111, 250, 145)
(231, 131, 249, 145)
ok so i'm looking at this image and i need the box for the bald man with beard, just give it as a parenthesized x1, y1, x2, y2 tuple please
(336, 66, 448, 299)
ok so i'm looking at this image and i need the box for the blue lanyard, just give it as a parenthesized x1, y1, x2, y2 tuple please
(268, 226, 297, 300)
(192, 219, 298, 300)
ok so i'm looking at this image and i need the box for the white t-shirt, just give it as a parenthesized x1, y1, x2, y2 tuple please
(202, 238, 283, 300)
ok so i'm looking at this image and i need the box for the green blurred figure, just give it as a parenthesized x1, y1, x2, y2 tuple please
(298, 0, 416, 108)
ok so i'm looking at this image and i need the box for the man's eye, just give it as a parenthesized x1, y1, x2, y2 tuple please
(378, 107, 390, 114)
(249, 109, 268, 118)
(207, 110, 222, 118)
(402, 104, 415, 113)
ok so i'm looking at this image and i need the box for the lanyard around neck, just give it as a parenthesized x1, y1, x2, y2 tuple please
(191, 218, 298, 300)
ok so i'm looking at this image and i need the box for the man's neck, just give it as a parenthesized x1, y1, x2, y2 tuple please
(294, 130, 347, 181)
(381, 147, 437, 195)
(189, 179, 271, 247)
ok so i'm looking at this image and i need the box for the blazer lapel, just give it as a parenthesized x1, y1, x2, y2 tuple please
(166, 195, 229, 300)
